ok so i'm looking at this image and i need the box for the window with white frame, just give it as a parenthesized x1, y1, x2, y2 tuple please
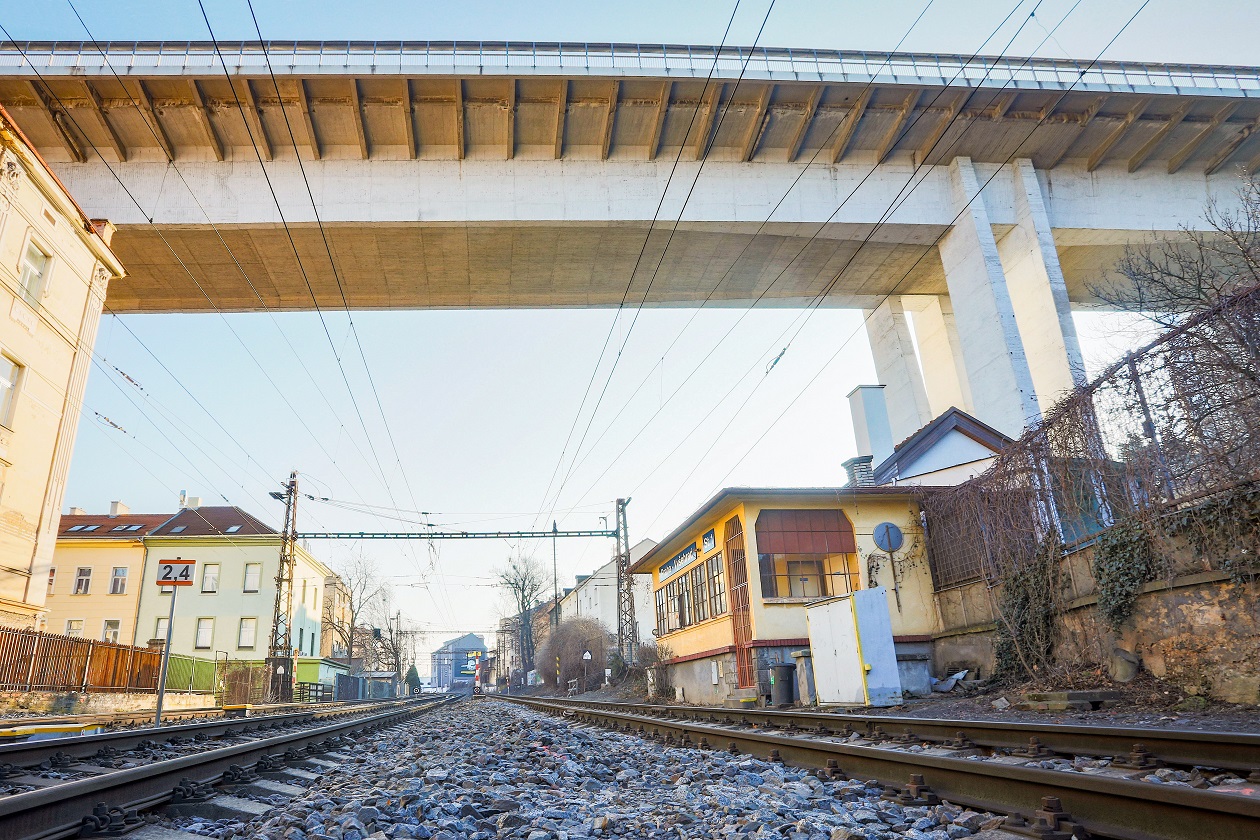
(109, 567, 127, 594)
(201, 563, 219, 593)
(243, 563, 261, 593)
(18, 239, 50, 305)
(65, 619, 84, 637)
(102, 620, 121, 643)
(194, 618, 214, 649)
(47, 567, 55, 595)
(154, 616, 169, 641)
(238, 617, 256, 649)
(0, 355, 22, 428)
(73, 567, 91, 595)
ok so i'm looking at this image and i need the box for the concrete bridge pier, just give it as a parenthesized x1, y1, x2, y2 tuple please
(865, 158, 1090, 441)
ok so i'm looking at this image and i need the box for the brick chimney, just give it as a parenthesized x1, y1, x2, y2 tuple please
(109, 500, 129, 517)
(843, 455, 875, 487)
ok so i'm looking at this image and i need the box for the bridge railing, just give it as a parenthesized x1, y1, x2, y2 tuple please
(1, 41, 1258, 95)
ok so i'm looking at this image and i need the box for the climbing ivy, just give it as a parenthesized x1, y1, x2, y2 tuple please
(1092, 518, 1157, 631)
(1168, 483, 1260, 585)
(993, 538, 1063, 683)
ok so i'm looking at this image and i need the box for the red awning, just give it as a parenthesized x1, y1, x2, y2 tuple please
(754, 509, 856, 554)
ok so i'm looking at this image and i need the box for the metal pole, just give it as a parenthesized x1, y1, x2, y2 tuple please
(154, 579, 178, 726)
(551, 520, 559, 628)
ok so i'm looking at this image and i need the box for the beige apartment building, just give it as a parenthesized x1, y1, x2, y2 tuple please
(135, 505, 334, 662)
(43, 502, 171, 642)
(0, 105, 125, 627)
(47, 504, 341, 674)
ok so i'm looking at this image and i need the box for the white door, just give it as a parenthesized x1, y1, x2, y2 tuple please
(806, 596, 866, 704)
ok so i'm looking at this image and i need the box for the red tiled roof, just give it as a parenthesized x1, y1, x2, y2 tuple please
(149, 506, 278, 537)
(59, 513, 169, 538)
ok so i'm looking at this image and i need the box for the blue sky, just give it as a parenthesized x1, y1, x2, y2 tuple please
(7, 1, 1258, 669)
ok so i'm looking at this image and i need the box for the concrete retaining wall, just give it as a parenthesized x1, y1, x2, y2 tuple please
(0, 691, 213, 715)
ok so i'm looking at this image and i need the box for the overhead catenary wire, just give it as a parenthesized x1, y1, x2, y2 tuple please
(538, 2, 787, 532)
(553, 0, 955, 509)
(531, 0, 750, 531)
(641, 0, 1151, 534)
(0, 22, 364, 532)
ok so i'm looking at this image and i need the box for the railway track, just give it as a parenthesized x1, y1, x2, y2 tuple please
(502, 696, 1260, 840)
(0, 697, 405, 734)
(0, 695, 452, 840)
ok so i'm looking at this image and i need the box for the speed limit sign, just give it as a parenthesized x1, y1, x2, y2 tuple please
(156, 558, 195, 586)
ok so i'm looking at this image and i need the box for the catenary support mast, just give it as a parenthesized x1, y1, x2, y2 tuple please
(267, 470, 298, 701)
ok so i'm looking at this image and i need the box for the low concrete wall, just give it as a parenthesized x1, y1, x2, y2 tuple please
(667, 653, 737, 706)
(0, 691, 214, 715)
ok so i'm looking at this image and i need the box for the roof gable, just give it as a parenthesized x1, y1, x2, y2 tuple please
(873, 407, 1012, 485)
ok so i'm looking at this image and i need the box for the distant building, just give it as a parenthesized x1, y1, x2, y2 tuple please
(430, 632, 486, 689)
(557, 538, 657, 645)
(43, 501, 170, 643)
(0, 105, 124, 627)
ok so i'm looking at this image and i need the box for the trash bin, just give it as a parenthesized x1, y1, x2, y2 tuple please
(770, 663, 795, 707)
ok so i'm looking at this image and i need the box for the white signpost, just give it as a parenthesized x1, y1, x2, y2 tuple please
(154, 557, 195, 725)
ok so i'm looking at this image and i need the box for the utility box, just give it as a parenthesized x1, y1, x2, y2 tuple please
(806, 587, 903, 707)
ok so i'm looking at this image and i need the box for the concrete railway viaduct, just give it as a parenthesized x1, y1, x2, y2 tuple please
(1, 41, 1257, 439)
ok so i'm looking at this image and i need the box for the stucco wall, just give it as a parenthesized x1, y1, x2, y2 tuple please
(43, 540, 144, 642)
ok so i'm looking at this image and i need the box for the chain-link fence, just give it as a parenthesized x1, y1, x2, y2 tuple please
(921, 283, 1260, 590)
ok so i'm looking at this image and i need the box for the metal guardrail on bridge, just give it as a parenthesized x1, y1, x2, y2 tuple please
(0, 41, 1258, 97)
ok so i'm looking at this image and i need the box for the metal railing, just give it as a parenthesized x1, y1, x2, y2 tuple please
(0, 41, 1257, 95)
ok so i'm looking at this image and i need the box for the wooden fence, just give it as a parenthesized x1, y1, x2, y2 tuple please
(0, 626, 212, 693)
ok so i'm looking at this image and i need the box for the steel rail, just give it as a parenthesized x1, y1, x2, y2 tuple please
(501, 697, 1260, 840)
(0, 696, 399, 733)
(535, 698, 1260, 774)
(0, 697, 419, 768)
(0, 696, 451, 840)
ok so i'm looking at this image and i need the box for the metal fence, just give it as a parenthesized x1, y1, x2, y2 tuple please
(2, 41, 1257, 96)
(0, 626, 217, 693)
(922, 284, 1260, 590)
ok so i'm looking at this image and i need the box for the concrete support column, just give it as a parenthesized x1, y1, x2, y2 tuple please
(903, 295, 973, 417)
(938, 157, 1040, 437)
(863, 296, 930, 442)
(995, 159, 1088, 404)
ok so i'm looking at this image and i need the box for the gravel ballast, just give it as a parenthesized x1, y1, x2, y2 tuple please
(198, 698, 1008, 840)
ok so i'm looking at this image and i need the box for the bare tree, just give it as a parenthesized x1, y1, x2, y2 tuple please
(495, 553, 546, 673)
(535, 616, 610, 691)
(323, 550, 384, 674)
(365, 585, 410, 680)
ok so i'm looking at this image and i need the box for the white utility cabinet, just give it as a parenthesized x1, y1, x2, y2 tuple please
(806, 587, 903, 707)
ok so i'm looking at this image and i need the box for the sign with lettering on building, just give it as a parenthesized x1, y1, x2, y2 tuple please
(702, 529, 716, 553)
(659, 543, 698, 580)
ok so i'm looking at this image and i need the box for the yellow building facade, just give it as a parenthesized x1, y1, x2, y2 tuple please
(0, 106, 124, 626)
(49, 505, 341, 680)
(631, 487, 936, 705)
(43, 505, 169, 642)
